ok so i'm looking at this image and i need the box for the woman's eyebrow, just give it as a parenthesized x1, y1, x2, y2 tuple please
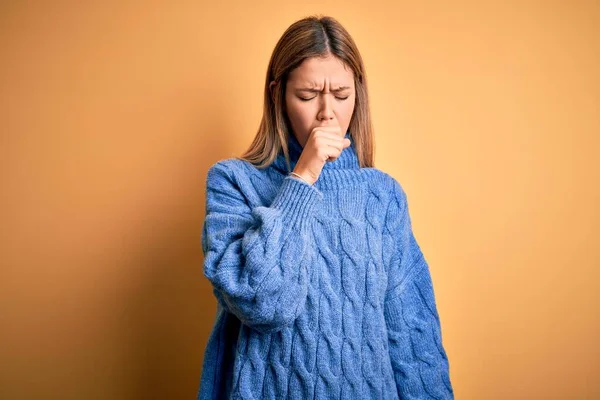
(296, 86, 352, 93)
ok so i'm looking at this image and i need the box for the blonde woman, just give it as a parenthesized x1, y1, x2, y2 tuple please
(197, 15, 454, 400)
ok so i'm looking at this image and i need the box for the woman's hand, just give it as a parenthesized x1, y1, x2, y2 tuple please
(292, 125, 351, 185)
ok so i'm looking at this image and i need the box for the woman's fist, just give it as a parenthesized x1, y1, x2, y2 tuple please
(292, 125, 351, 185)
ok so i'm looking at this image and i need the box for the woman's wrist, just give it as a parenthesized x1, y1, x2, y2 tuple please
(289, 171, 314, 186)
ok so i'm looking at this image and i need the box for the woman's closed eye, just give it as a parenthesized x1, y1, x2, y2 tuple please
(299, 96, 349, 102)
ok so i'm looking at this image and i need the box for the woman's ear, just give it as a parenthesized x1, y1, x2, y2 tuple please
(269, 80, 277, 101)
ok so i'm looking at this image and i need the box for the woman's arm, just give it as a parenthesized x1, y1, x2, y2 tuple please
(383, 181, 454, 399)
(202, 161, 322, 334)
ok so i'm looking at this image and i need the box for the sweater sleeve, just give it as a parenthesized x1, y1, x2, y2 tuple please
(201, 161, 323, 334)
(383, 181, 454, 399)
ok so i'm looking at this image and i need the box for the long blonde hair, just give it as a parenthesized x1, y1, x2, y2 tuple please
(238, 15, 375, 171)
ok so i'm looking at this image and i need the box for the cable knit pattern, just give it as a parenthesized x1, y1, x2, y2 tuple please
(197, 131, 453, 399)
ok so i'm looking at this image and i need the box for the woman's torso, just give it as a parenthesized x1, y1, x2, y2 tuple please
(216, 159, 400, 400)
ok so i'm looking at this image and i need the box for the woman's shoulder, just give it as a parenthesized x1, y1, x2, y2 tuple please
(205, 157, 274, 195)
(361, 167, 407, 198)
(208, 157, 252, 173)
(207, 157, 261, 180)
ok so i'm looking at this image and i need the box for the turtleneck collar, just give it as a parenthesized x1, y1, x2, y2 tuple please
(270, 130, 365, 190)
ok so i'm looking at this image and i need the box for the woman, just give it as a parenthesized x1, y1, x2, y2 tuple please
(197, 15, 454, 400)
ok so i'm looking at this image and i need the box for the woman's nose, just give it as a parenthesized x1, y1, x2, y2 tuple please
(318, 94, 334, 121)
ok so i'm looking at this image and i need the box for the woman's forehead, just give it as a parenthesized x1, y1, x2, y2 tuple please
(288, 58, 354, 88)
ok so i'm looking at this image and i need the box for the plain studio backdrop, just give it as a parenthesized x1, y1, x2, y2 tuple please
(1, 1, 598, 399)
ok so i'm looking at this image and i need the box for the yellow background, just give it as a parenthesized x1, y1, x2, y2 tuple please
(1, 1, 598, 399)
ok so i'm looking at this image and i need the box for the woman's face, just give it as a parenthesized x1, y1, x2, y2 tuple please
(281, 55, 356, 147)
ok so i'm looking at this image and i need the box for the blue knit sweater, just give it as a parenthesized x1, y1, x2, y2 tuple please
(197, 131, 454, 399)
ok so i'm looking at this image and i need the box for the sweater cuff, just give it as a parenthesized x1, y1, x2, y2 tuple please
(270, 176, 323, 231)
